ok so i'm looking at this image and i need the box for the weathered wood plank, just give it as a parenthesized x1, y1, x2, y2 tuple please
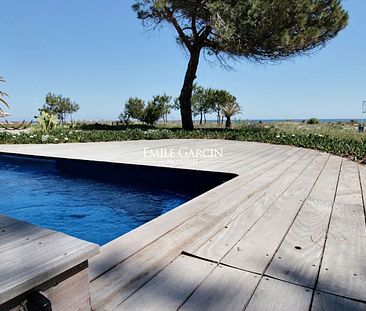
(183, 149, 316, 256)
(317, 160, 366, 301)
(3, 141, 363, 310)
(189, 149, 318, 261)
(202, 142, 279, 171)
(221, 153, 329, 274)
(0, 221, 53, 252)
(311, 291, 366, 311)
(245, 277, 312, 311)
(179, 265, 258, 311)
(114, 255, 215, 311)
(266, 156, 342, 287)
(91, 148, 306, 310)
(90, 146, 300, 282)
(0, 232, 98, 305)
(0, 214, 18, 229)
(221, 145, 294, 175)
(125, 140, 256, 170)
(43, 268, 91, 311)
(0, 140, 259, 173)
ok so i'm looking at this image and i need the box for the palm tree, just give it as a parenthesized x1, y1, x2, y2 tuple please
(0, 76, 10, 114)
(221, 101, 241, 129)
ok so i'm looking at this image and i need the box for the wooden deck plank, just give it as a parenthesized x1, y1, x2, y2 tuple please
(189, 149, 318, 261)
(90, 146, 300, 281)
(316, 160, 366, 301)
(214, 143, 282, 171)
(0, 140, 285, 174)
(221, 153, 329, 274)
(134, 142, 289, 173)
(0, 140, 262, 173)
(91, 148, 307, 310)
(114, 255, 215, 311)
(0, 214, 18, 229)
(312, 291, 366, 311)
(265, 155, 342, 287)
(219, 145, 294, 175)
(201, 142, 278, 171)
(120, 140, 256, 169)
(0, 232, 98, 305)
(1, 141, 364, 310)
(357, 163, 366, 227)
(0, 220, 54, 252)
(182, 148, 316, 255)
(245, 277, 312, 311)
(148, 143, 274, 172)
(179, 265, 258, 311)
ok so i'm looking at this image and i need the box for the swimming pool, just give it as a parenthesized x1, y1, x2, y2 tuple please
(0, 154, 234, 245)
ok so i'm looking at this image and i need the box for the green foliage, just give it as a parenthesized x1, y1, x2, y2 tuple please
(191, 85, 239, 126)
(133, 0, 348, 130)
(221, 100, 241, 128)
(0, 76, 10, 113)
(192, 85, 213, 124)
(2, 124, 366, 162)
(307, 118, 320, 125)
(133, 0, 348, 61)
(40, 93, 80, 124)
(37, 111, 58, 134)
(141, 97, 165, 125)
(172, 97, 180, 111)
(209, 89, 237, 125)
(119, 97, 145, 123)
(120, 94, 172, 125)
(152, 93, 172, 123)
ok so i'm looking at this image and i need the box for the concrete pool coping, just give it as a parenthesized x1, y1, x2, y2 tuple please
(0, 139, 365, 311)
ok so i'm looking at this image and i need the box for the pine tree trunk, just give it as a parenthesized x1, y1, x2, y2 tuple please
(179, 49, 201, 130)
(200, 111, 203, 125)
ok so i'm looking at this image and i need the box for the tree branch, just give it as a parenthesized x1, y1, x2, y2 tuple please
(191, 14, 198, 39)
(165, 7, 193, 51)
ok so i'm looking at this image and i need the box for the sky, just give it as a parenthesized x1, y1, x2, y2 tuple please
(0, 0, 365, 121)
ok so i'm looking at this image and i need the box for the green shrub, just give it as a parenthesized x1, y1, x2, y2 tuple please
(307, 118, 320, 125)
(1, 124, 366, 162)
(37, 111, 58, 133)
(141, 101, 164, 125)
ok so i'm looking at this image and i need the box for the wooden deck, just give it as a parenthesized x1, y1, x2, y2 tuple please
(0, 214, 99, 310)
(1, 140, 365, 311)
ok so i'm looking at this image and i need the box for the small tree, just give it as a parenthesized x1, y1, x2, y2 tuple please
(0, 76, 10, 114)
(210, 89, 234, 125)
(120, 97, 145, 123)
(40, 93, 80, 124)
(191, 85, 214, 125)
(197, 88, 235, 125)
(141, 98, 165, 125)
(221, 100, 241, 128)
(133, 1, 348, 130)
(152, 93, 172, 123)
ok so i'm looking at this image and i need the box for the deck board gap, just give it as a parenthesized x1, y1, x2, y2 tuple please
(242, 154, 331, 310)
(308, 158, 343, 310)
(357, 164, 366, 229)
(92, 148, 303, 282)
(196, 151, 320, 264)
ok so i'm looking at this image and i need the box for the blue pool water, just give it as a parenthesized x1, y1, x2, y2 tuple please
(0, 155, 192, 245)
